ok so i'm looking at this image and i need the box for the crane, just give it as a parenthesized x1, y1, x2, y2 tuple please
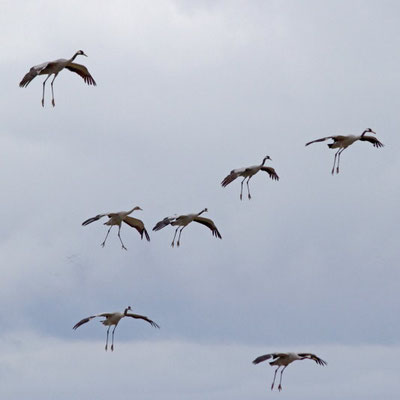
(221, 156, 279, 200)
(305, 128, 384, 174)
(152, 208, 221, 247)
(253, 352, 327, 391)
(73, 306, 159, 351)
(82, 206, 150, 250)
(19, 50, 96, 107)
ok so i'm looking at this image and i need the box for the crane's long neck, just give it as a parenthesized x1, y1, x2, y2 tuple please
(70, 52, 81, 62)
(361, 129, 374, 137)
(127, 206, 140, 215)
(261, 157, 269, 166)
(124, 307, 130, 315)
(197, 209, 207, 216)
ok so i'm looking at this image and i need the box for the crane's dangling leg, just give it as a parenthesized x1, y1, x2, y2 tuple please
(331, 149, 340, 175)
(171, 227, 179, 247)
(278, 365, 287, 391)
(101, 226, 113, 248)
(111, 325, 117, 351)
(336, 148, 345, 174)
(50, 73, 58, 107)
(177, 226, 185, 247)
(240, 177, 246, 200)
(117, 225, 127, 250)
(42, 75, 51, 107)
(271, 366, 280, 390)
(105, 326, 111, 351)
(246, 177, 252, 199)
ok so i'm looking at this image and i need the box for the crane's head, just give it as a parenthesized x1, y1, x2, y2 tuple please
(76, 50, 88, 57)
(133, 206, 143, 211)
(363, 128, 376, 135)
(262, 156, 272, 164)
(203, 208, 208, 213)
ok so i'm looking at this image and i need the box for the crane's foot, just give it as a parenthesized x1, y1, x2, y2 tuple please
(278, 384, 282, 392)
(52, 99, 55, 107)
(121, 245, 127, 251)
(105, 345, 108, 351)
(248, 194, 251, 200)
(336, 167, 340, 174)
(171, 242, 175, 248)
(41, 99, 44, 107)
(111, 344, 114, 351)
(177, 241, 180, 247)
(271, 384, 274, 391)
(240, 194, 243, 201)
(101, 242, 106, 248)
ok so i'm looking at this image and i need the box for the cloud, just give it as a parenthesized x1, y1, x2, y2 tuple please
(1, 332, 399, 400)
(1, 1, 399, 397)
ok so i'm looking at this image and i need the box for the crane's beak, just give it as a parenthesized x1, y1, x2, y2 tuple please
(82, 52, 88, 57)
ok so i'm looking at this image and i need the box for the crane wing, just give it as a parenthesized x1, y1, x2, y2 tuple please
(19, 68, 38, 87)
(72, 315, 98, 329)
(252, 353, 286, 364)
(193, 216, 222, 239)
(221, 169, 244, 187)
(65, 63, 97, 85)
(82, 214, 107, 226)
(19, 61, 60, 87)
(19, 66, 43, 87)
(261, 166, 279, 180)
(252, 354, 273, 364)
(359, 135, 384, 148)
(72, 312, 115, 330)
(305, 136, 336, 146)
(152, 216, 175, 231)
(298, 353, 327, 365)
(123, 216, 150, 241)
(125, 313, 160, 328)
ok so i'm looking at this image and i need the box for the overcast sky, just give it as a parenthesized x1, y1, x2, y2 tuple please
(1, 1, 399, 399)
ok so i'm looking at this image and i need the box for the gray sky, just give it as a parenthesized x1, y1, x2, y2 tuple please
(1, 0, 399, 398)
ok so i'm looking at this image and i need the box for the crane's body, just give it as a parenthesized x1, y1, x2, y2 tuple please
(306, 128, 384, 174)
(73, 306, 159, 351)
(153, 208, 221, 247)
(253, 352, 327, 391)
(19, 50, 96, 107)
(82, 206, 150, 250)
(221, 156, 279, 200)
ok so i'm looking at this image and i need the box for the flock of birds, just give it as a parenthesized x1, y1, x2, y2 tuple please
(19, 50, 385, 392)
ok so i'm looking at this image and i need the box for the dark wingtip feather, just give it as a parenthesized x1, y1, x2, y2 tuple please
(152, 217, 172, 231)
(221, 175, 234, 187)
(82, 217, 97, 226)
(151, 321, 160, 329)
(72, 317, 92, 330)
(82, 214, 104, 226)
(19, 68, 37, 88)
(252, 354, 272, 364)
(213, 229, 222, 239)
